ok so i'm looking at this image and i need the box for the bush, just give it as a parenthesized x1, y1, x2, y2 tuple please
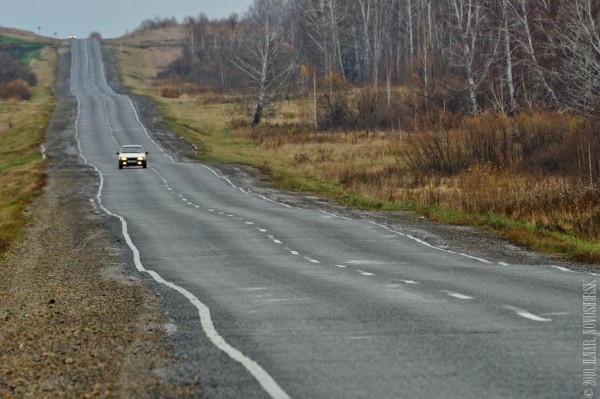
(88, 31, 103, 41)
(355, 89, 396, 130)
(0, 80, 30, 100)
(161, 84, 180, 98)
(317, 74, 355, 129)
(404, 111, 580, 176)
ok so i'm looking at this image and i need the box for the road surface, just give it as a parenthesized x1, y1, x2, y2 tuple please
(71, 39, 588, 399)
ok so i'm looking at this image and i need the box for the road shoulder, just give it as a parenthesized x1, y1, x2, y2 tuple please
(0, 43, 198, 398)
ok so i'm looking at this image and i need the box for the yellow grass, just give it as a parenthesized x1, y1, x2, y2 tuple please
(0, 46, 56, 256)
(111, 25, 187, 47)
(112, 45, 181, 94)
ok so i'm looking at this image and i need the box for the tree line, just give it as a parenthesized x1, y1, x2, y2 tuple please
(157, 0, 599, 125)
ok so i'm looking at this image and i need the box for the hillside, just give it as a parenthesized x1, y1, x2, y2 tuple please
(110, 24, 187, 47)
(0, 26, 59, 45)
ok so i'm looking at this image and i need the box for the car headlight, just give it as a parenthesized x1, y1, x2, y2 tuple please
(120, 156, 127, 161)
(137, 156, 145, 161)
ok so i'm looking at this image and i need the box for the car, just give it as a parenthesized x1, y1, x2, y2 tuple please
(117, 145, 148, 169)
(68, 35, 77, 40)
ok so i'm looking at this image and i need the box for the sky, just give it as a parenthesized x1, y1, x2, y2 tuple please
(1, 0, 254, 39)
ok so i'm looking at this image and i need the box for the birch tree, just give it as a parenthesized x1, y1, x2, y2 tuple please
(446, 0, 500, 114)
(231, 0, 302, 125)
(553, 0, 600, 112)
(511, 0, 561, 108)
(501, 0, 517, 115)
(371, 0, 395, 87)
(300, 0, 346, 79)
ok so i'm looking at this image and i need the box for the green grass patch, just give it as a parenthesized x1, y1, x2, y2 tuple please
(0, 35, 44, 65)
(424, 207, 600, 263)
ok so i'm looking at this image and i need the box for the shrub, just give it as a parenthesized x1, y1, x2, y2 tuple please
(317, 74, 355, 129)
(0, 79, 30, 100)
(404, 111, 580, 176)
(355, 89, 395, 130)
(88, 31, 103, 40)
(161, 84, 180, 98)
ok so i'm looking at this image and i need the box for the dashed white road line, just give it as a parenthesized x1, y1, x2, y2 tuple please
(440, 290, 474, 300)
(504, 305, 551, 322)
(357, 270, 375, 276)
(399, 279, 420, 284)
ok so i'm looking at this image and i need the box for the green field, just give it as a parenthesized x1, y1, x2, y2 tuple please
(0, 35, 45, 65)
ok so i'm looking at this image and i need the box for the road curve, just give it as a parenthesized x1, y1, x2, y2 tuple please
(71, 39, 587, 399)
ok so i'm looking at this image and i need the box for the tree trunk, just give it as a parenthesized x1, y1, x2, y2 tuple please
(253, 102, 263, 126)
(502, 0, 516, 115)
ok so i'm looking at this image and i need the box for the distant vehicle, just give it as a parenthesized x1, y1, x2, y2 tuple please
(117, 145, 148, 169)
(68, 35, 76, 40)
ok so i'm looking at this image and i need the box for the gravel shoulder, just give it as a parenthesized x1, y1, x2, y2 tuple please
(0, 44, 198, 398)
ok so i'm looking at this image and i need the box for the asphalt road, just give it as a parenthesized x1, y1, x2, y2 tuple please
(71, 39, 590, 399)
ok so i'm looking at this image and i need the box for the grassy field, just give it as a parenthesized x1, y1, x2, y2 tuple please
(0, 46, 56, 257)
(113, 43, 600, 265)
(0, 36, 45, 65)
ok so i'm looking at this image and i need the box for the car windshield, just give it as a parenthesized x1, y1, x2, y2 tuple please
(121, 146, 143, 153)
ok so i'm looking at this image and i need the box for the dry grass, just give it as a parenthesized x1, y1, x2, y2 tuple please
(111, 25, 187, 47)
(0, 26, 59, 44)
(112, 45, 182, 94)
(0, 46, 55, 257)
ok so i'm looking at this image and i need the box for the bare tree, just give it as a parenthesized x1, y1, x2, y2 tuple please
(511, 0, 561, 108)
(446, 0, 500, 114)
(231, 0, 302, 125)
(553, 0, 600, 112)
(300, 0, 346, 80)
(355, 0, 373, 81)
(371, 0, 395, 87)
(501, 0, 517, 115)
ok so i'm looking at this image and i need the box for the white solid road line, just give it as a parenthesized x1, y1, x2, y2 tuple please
(504, 305, 551, 322)
(552, 265, 577, 273)
(369, 221, 493, 264)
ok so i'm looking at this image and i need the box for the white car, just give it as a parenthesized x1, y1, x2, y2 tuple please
(117, 145, 148, 169)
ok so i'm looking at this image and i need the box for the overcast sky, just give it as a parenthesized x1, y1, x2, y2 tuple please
(1, 0, 254, 39)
